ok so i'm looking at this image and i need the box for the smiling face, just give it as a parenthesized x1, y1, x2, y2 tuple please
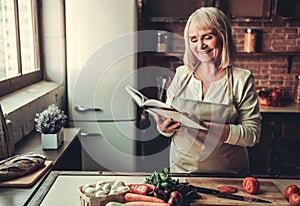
(188, 23, 222, 65)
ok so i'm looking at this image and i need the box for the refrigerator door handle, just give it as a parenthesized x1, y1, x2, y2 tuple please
(74, 105, 102, 112)
(80, 131, 102, 137)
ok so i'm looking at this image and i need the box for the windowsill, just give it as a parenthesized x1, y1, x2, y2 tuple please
(0, 81, 62, 115)
(0, 80, 65, 144)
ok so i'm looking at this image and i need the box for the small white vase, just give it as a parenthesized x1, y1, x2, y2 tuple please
(41, 127, 64, 149)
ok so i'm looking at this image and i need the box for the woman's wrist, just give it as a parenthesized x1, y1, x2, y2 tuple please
(205, 121, 230, 142)
(221, 124, 230, 142)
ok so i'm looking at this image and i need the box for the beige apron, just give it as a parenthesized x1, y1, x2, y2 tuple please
(168, 67, 249, 174)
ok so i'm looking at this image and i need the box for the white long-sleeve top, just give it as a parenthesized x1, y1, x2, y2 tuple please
(165, 65, 262, 147)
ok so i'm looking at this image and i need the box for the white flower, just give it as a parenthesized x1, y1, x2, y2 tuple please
(34, 104, 67, 134)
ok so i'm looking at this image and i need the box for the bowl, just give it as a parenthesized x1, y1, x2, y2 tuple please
(257, 87, 282, 106)
(79, 180, 129, 206)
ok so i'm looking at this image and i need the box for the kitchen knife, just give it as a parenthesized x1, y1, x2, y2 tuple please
(191, 185, 272, 204)
(216, 192, 272, 204)
(192, 186, 220, 195)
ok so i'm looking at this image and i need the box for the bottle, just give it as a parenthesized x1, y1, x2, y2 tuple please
(294, 75, 300, 104)
(244, 28, 257, 53)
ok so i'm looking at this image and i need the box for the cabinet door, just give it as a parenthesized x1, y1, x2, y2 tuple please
(142, 0, 208, 19)
(216, 0, 272, 19)
(77, 122, 137, 172)
(276, 114, 300, 176)
(276, 0, 300, 20)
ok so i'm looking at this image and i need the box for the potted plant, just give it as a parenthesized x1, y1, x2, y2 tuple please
(34, 104, 67, 149)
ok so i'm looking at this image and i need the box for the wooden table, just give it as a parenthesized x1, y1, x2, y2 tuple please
(27, 171, 300, 206)
(0, 128, 80, 206)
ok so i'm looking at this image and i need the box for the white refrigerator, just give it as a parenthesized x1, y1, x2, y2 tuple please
(66, 0, 138, 172)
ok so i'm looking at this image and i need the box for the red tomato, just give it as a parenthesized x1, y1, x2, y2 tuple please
(168, 191, 183, 206)
(242, 177, 260, 194)
(271, 90, 279, 100)
(285, 185, 299, 200)
(170, 191, 180, 198)
(127, 184, 156, 195)
(218, 185, 238, 193)
(289, 193, 300, 206)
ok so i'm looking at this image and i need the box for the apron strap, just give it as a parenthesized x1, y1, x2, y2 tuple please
(227, 66, 235, 106)
(171, 70, 193, 100)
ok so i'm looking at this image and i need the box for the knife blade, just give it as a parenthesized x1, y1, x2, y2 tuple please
(192, 186, 220, 195)
(190, 185, 272, 204)
(216, 192, 272, 204)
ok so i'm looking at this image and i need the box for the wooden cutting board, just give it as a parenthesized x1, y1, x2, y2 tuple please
(0, 160, 52, 187)
(186, 177, 289, 205)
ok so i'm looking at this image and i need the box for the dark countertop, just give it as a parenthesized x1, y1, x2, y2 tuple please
(259, 102, 300, 113)
(0, 128, 80, 206)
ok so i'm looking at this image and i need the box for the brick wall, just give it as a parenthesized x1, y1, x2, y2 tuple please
(232, 21, 300, 98)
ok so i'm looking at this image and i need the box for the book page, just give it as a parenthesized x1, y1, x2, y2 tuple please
(147, 107, 207, 130)
(125, 85, 145, 107)
(142, 99, 172, 109)
(125, 85, 172, 109)
(125, 85, 206, 130)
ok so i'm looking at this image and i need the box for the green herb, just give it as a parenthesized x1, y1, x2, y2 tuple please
(145, 167, 176, 189)
(145, 167, 201, 205)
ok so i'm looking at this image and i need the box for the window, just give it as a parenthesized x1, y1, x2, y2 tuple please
(0, 0, 42, 97)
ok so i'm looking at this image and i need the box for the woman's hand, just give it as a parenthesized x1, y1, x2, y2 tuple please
(150, 112, 181, 134)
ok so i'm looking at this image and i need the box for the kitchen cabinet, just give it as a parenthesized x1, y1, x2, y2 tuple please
(216, 0, 273, 22)
(262, 113, 300, 176)
(140, 0, 273, 22)
(250, 105, 300, 177)
(275, 0, 300, 20)
(141, 0, 298, 22)
(141, 0, 213, 22)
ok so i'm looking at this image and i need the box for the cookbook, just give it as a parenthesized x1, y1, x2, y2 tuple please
(125, 85, 207, 130)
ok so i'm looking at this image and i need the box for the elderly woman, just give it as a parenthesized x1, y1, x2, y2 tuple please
(153, 7, 261, 174)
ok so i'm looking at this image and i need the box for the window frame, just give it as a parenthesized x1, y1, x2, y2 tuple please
(0, 0, 43, 97)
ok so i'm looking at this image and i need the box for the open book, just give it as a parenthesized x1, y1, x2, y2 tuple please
(125, 85, 207, 130)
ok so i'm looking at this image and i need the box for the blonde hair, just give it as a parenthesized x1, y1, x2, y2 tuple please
(183, 7, 237, 70)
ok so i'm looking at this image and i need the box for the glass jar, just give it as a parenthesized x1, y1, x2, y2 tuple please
(244, 28, 257, 53)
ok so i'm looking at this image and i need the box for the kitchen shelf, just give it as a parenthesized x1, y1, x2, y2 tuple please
(139, 51, 300, 73)
(143, 16, 275, 23)
(140, 51, 300, 57)
(238, 51, 300, 57)
(142, 17, 188, 23)
(239, 52, 300, 73)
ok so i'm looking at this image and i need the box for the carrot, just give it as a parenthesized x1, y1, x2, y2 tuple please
(126, 202, 169, 206)
(125, 193, 166, 203)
